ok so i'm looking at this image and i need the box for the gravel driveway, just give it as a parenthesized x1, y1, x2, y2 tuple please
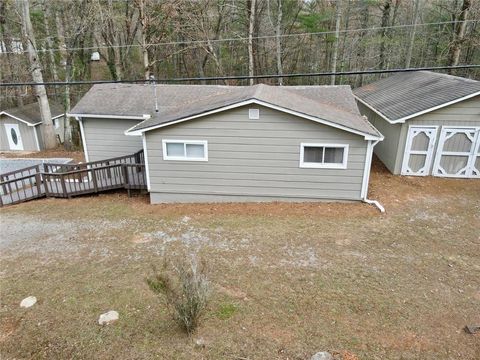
(0, 158, 73, 174)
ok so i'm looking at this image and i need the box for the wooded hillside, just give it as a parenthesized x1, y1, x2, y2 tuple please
(1, 0, 479, 147)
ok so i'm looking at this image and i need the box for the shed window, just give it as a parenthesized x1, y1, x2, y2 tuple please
(300, 143, 348, 169)
(162, 140, 208, 161)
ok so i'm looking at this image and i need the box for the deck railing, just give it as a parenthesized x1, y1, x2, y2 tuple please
(0, 150, 147, 207)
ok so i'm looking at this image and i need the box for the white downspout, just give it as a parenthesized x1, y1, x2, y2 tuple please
(361, 139, 385, 213)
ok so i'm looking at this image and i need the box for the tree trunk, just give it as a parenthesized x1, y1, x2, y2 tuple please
(275, 0, 283, 85)
(448, 0, 471, 70)
(330, 0, 342, 85)
(379, 0, 392, 70)
(339, 0, 351, 85)
(405, 0, 420, 68)
(55, 12, 72, 149)
(137, 0, 150, 80)
(248, 0, 256, 86)
(20, 0, 56, 149)
(0, 1, 23, 107)
(42, 0, 59, 84)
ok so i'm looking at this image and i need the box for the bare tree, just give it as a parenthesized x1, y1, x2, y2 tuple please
(405, 0, 420, 68)
(136, 0, 151, 79)
(330, 0, 342, 85)
(275, 0, 283, 85)
(20, 0, 56, 149)
(379, 0, 392, 70)
(248, 0, 256, 85)
(448, 0, 472, 69)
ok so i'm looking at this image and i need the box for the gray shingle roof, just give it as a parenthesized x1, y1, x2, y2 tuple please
(71, 83, 380, 137)
(354, 71, 480, 122)
(1, 102, 64, 125)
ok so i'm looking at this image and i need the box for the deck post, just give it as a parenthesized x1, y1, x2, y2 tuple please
(92, 168, 98, 193)
(35, 172, 42, 197)
(60, 174, 68, 198)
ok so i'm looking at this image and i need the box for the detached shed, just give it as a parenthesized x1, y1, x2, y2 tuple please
(0, 102, 65, 151)
(354, 71, 480, 178)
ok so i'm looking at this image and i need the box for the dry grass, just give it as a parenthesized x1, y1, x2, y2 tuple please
(0, 163, 479, 359)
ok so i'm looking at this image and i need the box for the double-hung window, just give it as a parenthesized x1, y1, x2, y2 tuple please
(299, 143, 348, 169)
(162, 140, 208, 161)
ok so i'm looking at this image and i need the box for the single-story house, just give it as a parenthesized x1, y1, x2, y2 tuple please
(354, 71, 480, 178)
(0, 102, 65, 151)
(69, 83, 384, 204)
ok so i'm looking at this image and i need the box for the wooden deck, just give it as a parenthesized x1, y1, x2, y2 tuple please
(0, 150, 147, 207)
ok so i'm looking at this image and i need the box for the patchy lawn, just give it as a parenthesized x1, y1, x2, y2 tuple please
(0, 163, 479, 359)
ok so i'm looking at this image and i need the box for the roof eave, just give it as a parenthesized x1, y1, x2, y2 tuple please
(353, 95, 396, 124)
(125, 98, 381, 140)
(68, 113, 151, 120)
(0, 111, 41, 126)
(391, 91, 480, 123)
(354, 90, 480, 124)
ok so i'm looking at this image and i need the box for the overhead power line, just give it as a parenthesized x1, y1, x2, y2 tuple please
(1, 19, 477, 55)
(1, 65, 479, 87)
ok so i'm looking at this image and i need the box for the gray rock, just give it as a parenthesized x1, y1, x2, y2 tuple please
(311, 352, 333, 360)
(20, 296, 37, 308)
(194, 337, 208, 349)
(98, 310, 119, 325)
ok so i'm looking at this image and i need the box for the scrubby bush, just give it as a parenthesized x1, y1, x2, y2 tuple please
(146, 254, 210, 334)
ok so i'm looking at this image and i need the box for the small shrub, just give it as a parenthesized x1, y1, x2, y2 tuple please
(146, 254, 210, 334)
(216, 302, 237, 320)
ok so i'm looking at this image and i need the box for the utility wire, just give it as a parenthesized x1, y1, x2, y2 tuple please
(1, 19, 478, 55)
(1, 65, 479, 87)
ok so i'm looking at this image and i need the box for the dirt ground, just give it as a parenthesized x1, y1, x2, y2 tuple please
(0, 160, 479, 359)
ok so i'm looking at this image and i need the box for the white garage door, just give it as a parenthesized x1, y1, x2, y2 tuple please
(432, 127, 480, 178)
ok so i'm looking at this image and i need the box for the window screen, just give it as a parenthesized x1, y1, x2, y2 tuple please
(163, 140, 208, 161)
(300, 144, 347, 168)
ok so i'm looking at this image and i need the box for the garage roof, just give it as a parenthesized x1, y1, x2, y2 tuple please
(354, 71, 480, 123)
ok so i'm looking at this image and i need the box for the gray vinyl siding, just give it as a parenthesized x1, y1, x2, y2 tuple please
(356, 102, 401, 173)
(397, 95, 480, 175)
(0, 115, 40, 151)
(81, 118, 143, 161)
(145, 105, 368, 202)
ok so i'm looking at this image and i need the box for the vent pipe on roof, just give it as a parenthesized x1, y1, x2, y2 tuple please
(149, 75, 159, 113)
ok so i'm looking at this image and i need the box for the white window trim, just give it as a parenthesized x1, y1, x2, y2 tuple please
(162, 140, 208, 161)
(299, 143, 349, 169)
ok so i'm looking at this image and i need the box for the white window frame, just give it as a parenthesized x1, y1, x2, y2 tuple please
(299, 143, 349, 169)
(162, 139, 208, 161)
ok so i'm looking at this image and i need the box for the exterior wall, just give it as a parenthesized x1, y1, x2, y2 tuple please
(53, 116, 65, 143)
(145, 105, 369, 203)
(356, 102, 402, 173)
(398, 95, 480, 175)
(81, 118, 142, 161)
(0, 115, 39, 151)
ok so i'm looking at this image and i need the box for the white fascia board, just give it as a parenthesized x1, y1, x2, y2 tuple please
(78, 118, 90, 163)
(142, 133, 151, 191)
(392, 91, 480, 123)
(51, 113, 65, 120)
(126, 99, 381, 140)
(68, 113, 151, 120)
(353, 96, 395, 124)
(0, 111, 41, 127)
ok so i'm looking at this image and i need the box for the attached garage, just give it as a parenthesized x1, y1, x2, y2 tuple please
(354, 71, 480, 179)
